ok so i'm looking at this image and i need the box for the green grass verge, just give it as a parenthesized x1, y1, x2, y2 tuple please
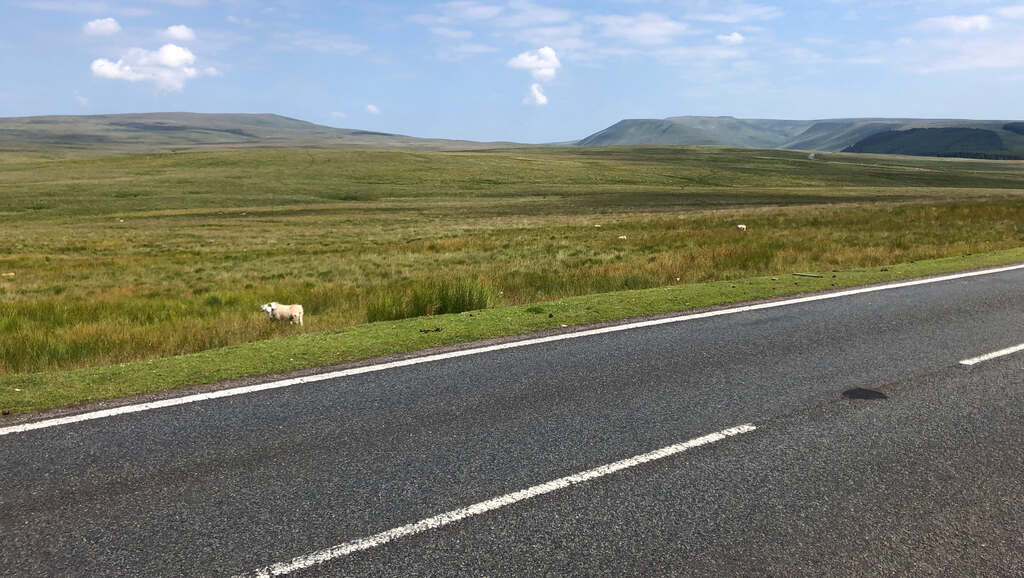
(2, 247, 1020, 417)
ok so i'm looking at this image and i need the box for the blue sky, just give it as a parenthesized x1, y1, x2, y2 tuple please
(1, 0, 1023, 142)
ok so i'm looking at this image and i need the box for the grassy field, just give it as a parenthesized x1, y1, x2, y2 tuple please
(1, 146, 1022, 404)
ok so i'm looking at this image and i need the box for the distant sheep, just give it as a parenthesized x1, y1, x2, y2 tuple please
(261, 302, 304, 326)
(737, 224, 748, 232)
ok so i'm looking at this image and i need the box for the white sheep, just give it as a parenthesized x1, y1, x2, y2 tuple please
(261, 302, 304, 326)
(737, 224, 748, 232)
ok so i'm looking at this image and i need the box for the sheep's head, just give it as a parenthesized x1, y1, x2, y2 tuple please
(260, 303, 274, 314)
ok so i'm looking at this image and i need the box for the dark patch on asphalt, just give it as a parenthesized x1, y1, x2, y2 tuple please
(842, 387, 889, 400)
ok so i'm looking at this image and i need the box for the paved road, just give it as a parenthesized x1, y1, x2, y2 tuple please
(2, 268, 1022, 576)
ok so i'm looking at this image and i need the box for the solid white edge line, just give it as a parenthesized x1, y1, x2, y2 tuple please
(2, 263, 1022, 437)
(959, 343, 1024, 366)
(238, 423, 757, 577)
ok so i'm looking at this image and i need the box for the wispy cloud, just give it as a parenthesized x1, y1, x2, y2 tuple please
(997, 5, 1024, 19)
(920, 14, 991, 33)
(438, 42, 497, 61)
(26, 1, 107, 12)
(907, 7, 1024, 72)
(685, 2, 781, 23)
(919, 36, 1024, 72)
(441, 1, 503, 21)
(656, 44, 747, 65)
(430, 26, 473, 39)
(366, 104, 381, 114)
(498, 0, 571, 28)
(411, 1, 502, 27)
(278, 30, 368, 54)
(512, 22, 587, 53)
(590, 13, 688, 45)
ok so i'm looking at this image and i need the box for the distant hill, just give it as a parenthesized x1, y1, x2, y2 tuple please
(576, 116, 1024, 159)
(0, 113, 520, 156)
(576, 116, 811, 148)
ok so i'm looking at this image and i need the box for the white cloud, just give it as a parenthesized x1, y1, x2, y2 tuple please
(524, 83, 547, 105)
(74, 91, 88, 106)
(920, 15, 991, 33)
(507, 45, 561, 81)
(164, 24, 196, 41)
(717, 32, 745, 45)
(91, 58, 145, 81)
(366, 104, 381, 114)
(91, 43, 215, 91)
(591, 13, 689, 45)
(155, 43, 194, 67)
(509, 46, 560, 105)
(83, 17, 120, 35)
(331, 111, 347, 119)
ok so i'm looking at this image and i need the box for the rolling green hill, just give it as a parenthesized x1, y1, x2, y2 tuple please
(576, 116, 1024, 159)
(0, 112, 520, 156)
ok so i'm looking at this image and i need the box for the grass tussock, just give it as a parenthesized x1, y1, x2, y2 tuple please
(366, 278, 491, 322)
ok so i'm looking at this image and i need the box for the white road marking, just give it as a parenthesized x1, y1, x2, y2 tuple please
(959, 343, 1024, 366)
(239, 423, 757, 577)
(2, 263, 1022, 437)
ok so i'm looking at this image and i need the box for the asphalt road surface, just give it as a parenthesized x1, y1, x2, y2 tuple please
(2, 267, 1022, 576)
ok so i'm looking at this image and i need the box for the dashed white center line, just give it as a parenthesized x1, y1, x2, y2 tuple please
(959, 343, 1024, 366)
(238, 423, 757, 577)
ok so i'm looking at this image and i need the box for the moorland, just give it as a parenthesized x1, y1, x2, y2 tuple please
(2, 145, 1022, 389)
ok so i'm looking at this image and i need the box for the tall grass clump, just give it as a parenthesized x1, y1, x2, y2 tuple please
(366, 278, 491, 322)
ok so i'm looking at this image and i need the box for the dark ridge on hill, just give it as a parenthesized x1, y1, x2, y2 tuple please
(0, 113, 522, 156)
(842, 127, 1020, 159)
(576, 116, 1024, 159)
(1004, 122, 1024, 135)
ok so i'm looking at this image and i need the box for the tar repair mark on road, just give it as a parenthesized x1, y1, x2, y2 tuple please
(842, 387, 889, 400)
